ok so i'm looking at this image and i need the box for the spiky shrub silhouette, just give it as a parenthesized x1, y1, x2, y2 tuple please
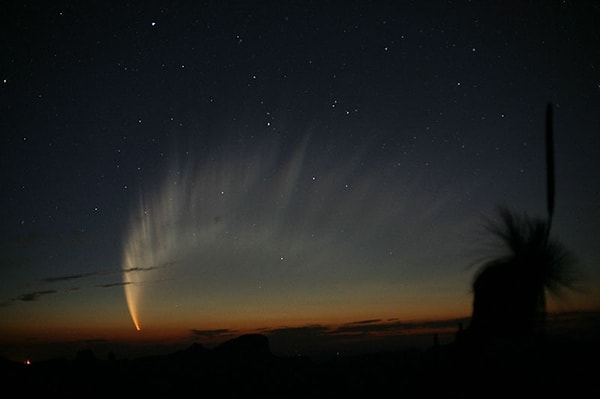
(468, 103, 577, 343)
(469, 207, 577, 341)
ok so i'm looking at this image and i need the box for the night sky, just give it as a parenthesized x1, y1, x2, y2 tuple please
(1, 1, 599, 362)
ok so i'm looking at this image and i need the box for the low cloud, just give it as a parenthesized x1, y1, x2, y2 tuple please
(95, 282, 132, 288)
(18, 290, 57, 302)
(190, 328, 237, 341)
(41, 271, 102, 283)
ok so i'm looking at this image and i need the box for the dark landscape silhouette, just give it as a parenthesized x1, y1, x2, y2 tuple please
(2, 327, 599, 397)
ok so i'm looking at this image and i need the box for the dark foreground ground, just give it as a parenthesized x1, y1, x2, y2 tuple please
(2, 333, 599, 398)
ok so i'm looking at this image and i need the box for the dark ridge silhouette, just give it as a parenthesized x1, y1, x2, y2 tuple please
(214, 332, 271, 359)
(75, 348, 96, 362)
(1, 328, 599, 397)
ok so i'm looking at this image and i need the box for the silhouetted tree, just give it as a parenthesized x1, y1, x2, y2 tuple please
(469, 207, 577, 340)
(467, 103, 577, 343)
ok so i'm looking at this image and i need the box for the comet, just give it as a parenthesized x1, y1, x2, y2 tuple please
(120, 137, 310, 332)
(121, 172, 183, 332)
(119, 134, 449, 332)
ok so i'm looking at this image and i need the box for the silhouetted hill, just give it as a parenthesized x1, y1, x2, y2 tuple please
(214, 333, 271, 359)
(2, 332, 598, 397)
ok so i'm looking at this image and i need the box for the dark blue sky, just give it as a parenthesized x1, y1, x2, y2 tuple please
(1, 1, 599, 361)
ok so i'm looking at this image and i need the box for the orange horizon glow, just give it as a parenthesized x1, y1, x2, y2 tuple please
(2, 293, 596, 348)
(5, 305, 598, 345)
(5, 296, 597, 343)
(2, 305, 598, 364)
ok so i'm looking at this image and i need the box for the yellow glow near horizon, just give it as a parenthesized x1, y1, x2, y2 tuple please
(123, 251, 142, 331)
